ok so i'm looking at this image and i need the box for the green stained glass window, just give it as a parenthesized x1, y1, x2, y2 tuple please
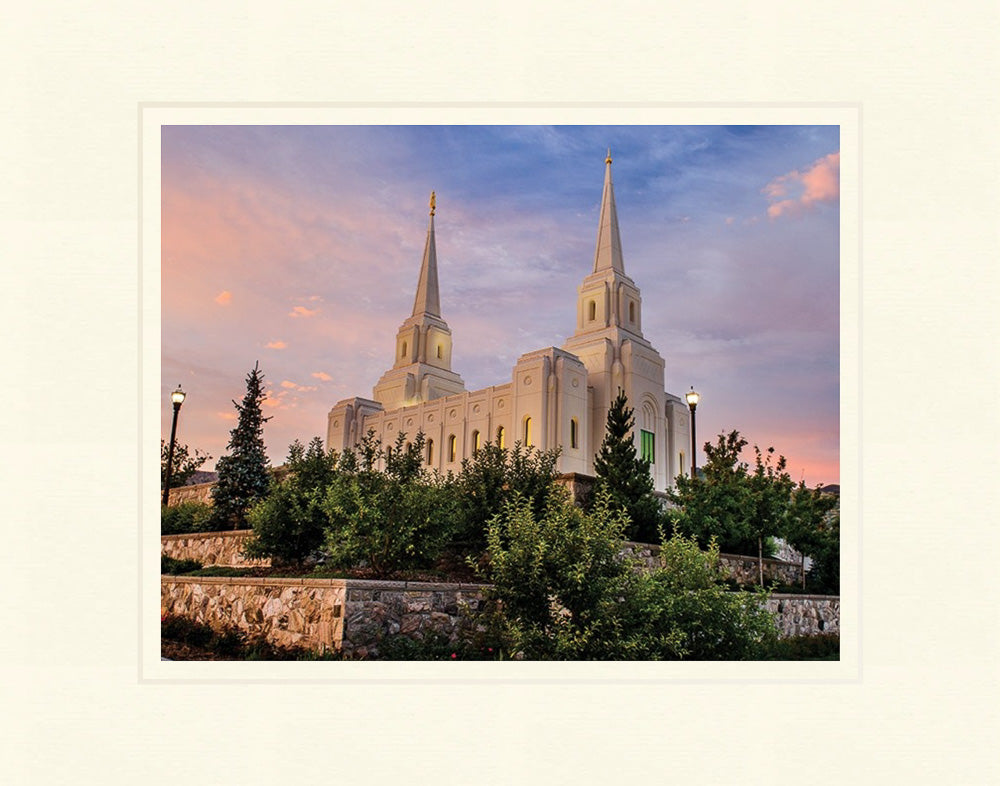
(640, 429, 655, 464)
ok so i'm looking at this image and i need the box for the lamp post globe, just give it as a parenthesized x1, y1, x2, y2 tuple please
(162, 384, 186, 506)
(685, 387, 700, 478)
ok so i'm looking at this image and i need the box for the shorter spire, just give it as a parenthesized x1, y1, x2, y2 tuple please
(411, 196, 441, 318)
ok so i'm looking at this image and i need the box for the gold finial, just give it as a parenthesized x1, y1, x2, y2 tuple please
(605, 148, 612, 165)
(429, 191, 436, 216)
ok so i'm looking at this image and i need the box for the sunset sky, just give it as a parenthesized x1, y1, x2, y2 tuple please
(161, 124, 840, 486)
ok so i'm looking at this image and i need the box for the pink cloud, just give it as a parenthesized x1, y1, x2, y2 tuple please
(266, 340, 287, 349)
(214, 290, 232, 305)
(763, 151, 840, 219)
(311, 371, 332, 381)
(289, 306, 320, 318)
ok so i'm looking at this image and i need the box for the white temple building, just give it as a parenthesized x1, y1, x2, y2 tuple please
(326, 155, 692, 492)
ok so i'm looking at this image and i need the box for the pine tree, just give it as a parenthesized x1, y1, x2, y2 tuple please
(210, 362, 272, 530)
(592, 390, 663, 542)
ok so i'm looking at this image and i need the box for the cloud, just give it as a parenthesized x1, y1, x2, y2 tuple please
(312, 371, 332, 381)
(289, 306, 320, 318)
(216, 411, 236, 421)
(265, 340, 287, 349)
(281, 379, 319, 392)
(763, 151, 840, 219)
(214, 290, 232, 305)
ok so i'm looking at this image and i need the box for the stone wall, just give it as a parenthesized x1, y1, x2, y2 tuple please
(622, 541, 803, 586)
(161, 576, 487, 657)
(162, 574, 838, 656)
(765, 595, 839, 638)
(161, 530, 270, 568)
(165, 481, 215, 506)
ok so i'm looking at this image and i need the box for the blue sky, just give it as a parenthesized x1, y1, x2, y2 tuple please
(162, 124, 840, 484)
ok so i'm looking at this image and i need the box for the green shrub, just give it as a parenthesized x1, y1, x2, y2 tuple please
(481, 490, 778, 660)
(244, 437, 339, 565)
(160, 555, 203, 575)
(451, 437, 560, 548)
(160, 501, 215, 535)
(320, 431, 459, 576)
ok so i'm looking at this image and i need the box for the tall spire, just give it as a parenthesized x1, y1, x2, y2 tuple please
(411, 191, 441, 318)
(592, 152, 625, 274)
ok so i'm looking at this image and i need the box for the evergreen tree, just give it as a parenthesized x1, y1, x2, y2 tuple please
(592, 390, 663, 542)
(210, 362, 272, 530)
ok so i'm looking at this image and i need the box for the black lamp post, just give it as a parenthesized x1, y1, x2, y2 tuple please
(162, 384, 186, 506)
(685, 387, 700, 478)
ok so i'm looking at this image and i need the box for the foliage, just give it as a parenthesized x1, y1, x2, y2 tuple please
(591, 390, 664, 543)
(210, 362, 272, 530)
(667, 430, 755, 553)
(244, 437, 339, 565)
(784, 484, 840, 594)
(451, 435, 561, 547)
(481, 488, 777, 660)
(765, 633, 839, 661)
(160, 555, 203, 575)
(320, 431, 460, 577)
(668, 431, 841, 592)
(160, 501, 215, 535)
(667, 432, 791, 564)
(160, 440, 212, 489)
(621, 534, 778, 660)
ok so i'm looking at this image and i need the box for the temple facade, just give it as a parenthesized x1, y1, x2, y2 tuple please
(326, 155, 692, 491)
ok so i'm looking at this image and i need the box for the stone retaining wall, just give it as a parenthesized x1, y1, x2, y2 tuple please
(165, 481, 215, 506)
(623, 541, 802, 586)
(765, 595, 839, 638)
(161, 575, 838, 656)
(161, 530, 269, 568)
(161, 576, 487, 657)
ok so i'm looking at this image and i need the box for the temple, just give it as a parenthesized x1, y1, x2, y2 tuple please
(326, 156, 691, 490)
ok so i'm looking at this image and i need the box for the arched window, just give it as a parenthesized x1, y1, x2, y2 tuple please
(523, 416, 532, 447)
(401, 341, 408, 358)
(588, 300, 596, 321)
(629, 301, 635, 322)
(496, 426, 505, 450)
(436, 344, 443, 359)
(471, 430, 481, 455)
(427, 439, 434, 465)
(448, 434, 457, 463)
(570, 418, 578, 449)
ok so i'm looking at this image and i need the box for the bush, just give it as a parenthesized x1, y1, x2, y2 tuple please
(320, 431, 460, 576)
(451, 437, 561, 548)
(481, 489, 779, 660)
(161, 555, 203, 575)
(160, 501, 215, 535)
(244, 437, 339, 565)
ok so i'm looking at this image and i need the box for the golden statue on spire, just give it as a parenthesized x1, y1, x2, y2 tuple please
(430, 191, 436, 216)
(605, 148, 612, 164)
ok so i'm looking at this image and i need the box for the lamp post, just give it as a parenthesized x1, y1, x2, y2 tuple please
(162, 384, 186, 506)
(685, 387, 700, 478)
